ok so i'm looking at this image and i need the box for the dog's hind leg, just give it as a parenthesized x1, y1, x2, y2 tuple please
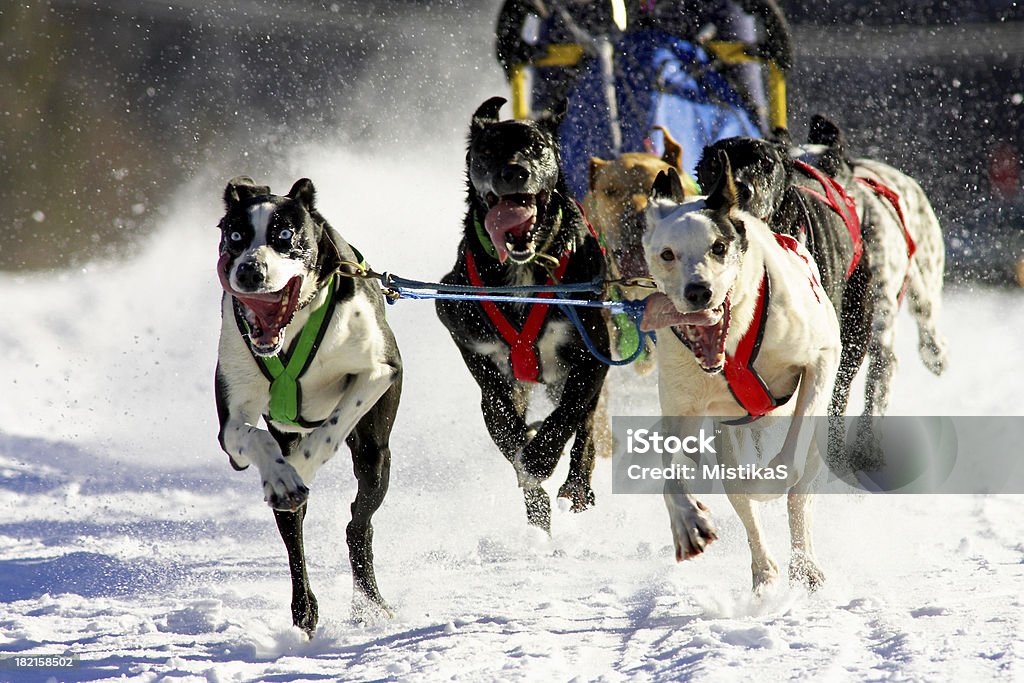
(344, 375, 401, 621)
(905, 258, 948, 377)
(274, 505, 319, 636)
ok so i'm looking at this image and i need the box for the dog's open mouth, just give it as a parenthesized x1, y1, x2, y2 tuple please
(234, 278, 303, 355)
(640, 292, 731, 373)
(218, 255, 302, 356)
(484, 192, 546, 264)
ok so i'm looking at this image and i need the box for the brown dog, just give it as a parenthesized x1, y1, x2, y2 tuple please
(585, 128, 700, 285)
(583, 128, 700, 369)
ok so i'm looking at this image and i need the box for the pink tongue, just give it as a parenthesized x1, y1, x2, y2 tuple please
(484, 199, 536, 263)
(640, 293, 721, 331)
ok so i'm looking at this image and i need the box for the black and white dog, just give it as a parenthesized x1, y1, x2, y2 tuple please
(436, 97, 609, 532)
(794, 115, 948, 460)
(641, 158, 841, 590)
(215, 177, 402, 634)
(696, 135, 874, 466)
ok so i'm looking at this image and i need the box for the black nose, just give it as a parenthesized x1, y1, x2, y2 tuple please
(500, 163, 529, 185)
(684, 282, 713, 308)
(234, 261, 266, 290)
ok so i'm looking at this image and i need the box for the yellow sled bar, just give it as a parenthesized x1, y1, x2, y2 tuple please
(511, 44, 585, 119)
(511, 40, 786, 130)
(707, 40, 787, 130)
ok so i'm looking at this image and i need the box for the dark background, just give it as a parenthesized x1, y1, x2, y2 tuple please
(2, 1, 1022, 279)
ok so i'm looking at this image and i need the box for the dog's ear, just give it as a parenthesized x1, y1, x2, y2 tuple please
(808, 114, 851, 177)
(653, 126, 684, 171)
(808, 114, 845, 151)
(704, 150, 738, 214)
(472, 97, 506, 130)
(650, 168, 686, 204)
(538, 98, 569, 131)
(223, 176, 270, 207)
(588, 157, 608, 190)
(769, 126, 793, 149)
(287, 178, 316, 211)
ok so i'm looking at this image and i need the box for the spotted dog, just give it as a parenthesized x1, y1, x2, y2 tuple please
(795, 115, 948, 463)
(641, 156, 841, 590)
(436, 97, 610, 532)
(215, 177, 402, 634)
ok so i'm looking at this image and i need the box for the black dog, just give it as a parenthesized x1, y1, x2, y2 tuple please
(696, 136, 874, 462)
(436, 97, 609, 532)
(215, 177, 402, 634)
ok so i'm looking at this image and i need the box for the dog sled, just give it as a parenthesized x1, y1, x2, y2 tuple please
(508, 27, 788, 198)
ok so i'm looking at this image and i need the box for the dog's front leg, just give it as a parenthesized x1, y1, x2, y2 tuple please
(768, 348, 840, 479)
(216, 372, 309, 511)
(456, 347, 531, 460)
(518, 357, 608, 485)
(456, 350, 551, 528)
(662, 416, 718, 561)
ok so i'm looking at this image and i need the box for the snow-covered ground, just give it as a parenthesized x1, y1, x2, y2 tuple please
(1, 137, 1022, 682)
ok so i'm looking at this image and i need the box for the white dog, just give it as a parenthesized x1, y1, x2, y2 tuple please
(640, 155, 841, 590)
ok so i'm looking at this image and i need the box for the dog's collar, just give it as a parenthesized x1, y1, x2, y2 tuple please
(671, 268, 793, 423)
(234, 273, 339, 428)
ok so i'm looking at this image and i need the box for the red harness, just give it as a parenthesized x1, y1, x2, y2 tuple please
(465, 249, 569, 383)
(464, 200, 602, 383)
(793, 160, 863, 279)
(672, 265, 793, 422)
(722, 269, 793, 420)
(855, 176, 917, 303)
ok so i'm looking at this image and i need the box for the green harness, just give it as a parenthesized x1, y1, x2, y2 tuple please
(258, 274, 337, 427)
(235, 268, 349, 428)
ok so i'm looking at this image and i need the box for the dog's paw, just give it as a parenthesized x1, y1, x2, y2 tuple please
(752, 558, 781, 594)
(557, 480, 595, 513)
(351, 591, 394, 625)
(789, 551, 826, 591)
(665, 493, 718, 561)
(291, 590, 319, 637)
(919, 337, 949, 376)
(263, 461, 310, 511)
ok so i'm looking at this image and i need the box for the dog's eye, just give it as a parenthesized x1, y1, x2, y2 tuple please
(229, 231, 243, 242)
(659, 248, 675, 262)
(711, 241, 727, 256)
(277, 228, 293, 241)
